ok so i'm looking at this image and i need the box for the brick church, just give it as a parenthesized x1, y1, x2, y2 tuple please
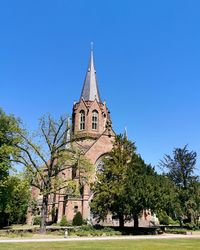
(28, 47, 116, 224)
(62, 47, 116, 223)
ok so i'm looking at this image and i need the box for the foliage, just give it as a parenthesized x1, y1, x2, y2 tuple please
(184, 181, 200, 227)
(0, 175, 30, 226)
(160, 145, 199, 227)
(91, 134, 181, 228)
(59, 215, 68, 226)
(72, 211, 83, 226)
(69, 225, 121, 237)
(124, 154, 159, 227)
(160, 145, 197, 188)
(164, 228, 187, 234)
(0, 109, 27, 227)
(91, 134, 136, 227)
(33, 216, 41, 225)
(158, 211, 176, 225)
(5, 175, 30, 225)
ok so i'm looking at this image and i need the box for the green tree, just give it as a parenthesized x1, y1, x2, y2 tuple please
(154, 175, 180, 222)
(59, 215, 68, 226)
(160, 145, 197, 189)
(124, 155, 157, 227)
(91, 134, 136, 227)
(124, 154, 179, 228)
(72, 211, 83, 226)
(184, 181, 200, 227)
(160, 145, 199, 226)
(14, 114, 93, 233)
(3, 174, 30, 225)
(0, 108, 22, 227)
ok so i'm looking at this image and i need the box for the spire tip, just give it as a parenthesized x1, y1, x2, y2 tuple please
(90, 42, 94, 51)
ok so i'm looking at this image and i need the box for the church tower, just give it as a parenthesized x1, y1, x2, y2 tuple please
(72, 47, 115, 165)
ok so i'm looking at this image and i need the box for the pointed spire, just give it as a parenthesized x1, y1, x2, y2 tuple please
(80, 43, 102, 103)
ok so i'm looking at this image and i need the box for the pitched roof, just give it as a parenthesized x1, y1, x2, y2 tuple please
(80, 49, 102, 103)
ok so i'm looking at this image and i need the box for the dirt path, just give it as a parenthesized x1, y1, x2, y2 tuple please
(0, 234, 200, 243)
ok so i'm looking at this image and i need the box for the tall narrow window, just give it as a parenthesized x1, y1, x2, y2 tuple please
(92, 110, 98, 130)
(79, 110, 85, 130)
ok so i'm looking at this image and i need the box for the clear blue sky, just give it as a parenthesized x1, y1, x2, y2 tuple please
(0, 0, 200, 173)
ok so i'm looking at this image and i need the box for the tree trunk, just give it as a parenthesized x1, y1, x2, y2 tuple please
(40, 195, 48, 234)
(119, 213, 124, 228)
(133, 214, 139, 228)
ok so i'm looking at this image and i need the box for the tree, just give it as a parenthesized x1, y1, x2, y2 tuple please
(72, 211, 83, 226)
(124, 154, 157, 228)
(13, 114, 92, 233)
(3, 174, 30, 225)
(160, 145, 199, 226)
(91, 134, 136, 227)
(124, 154, 179, 228)
(185, 181, 200, 227)
(0, 108, 22, 227)
(160, 145, 197, 189)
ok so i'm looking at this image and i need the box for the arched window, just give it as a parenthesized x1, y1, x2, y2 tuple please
(92, 110, 98, 130)
(79, 110, 85, 130)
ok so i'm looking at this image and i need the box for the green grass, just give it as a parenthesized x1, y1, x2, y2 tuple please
(0, 239, 200, 250)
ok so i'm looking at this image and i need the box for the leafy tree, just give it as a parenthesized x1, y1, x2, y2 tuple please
(160, 145, 197, 189)
(124, 155, 157, 227)
(60, 215, 68, 226)
(91, 134, 136, 227)
(154, 175, 180, 222)
(72, 211, 83, 226)
(184, 181, 200, 227)
(124, 155, 179, 228)
(3, 174, 30, 225)
(0, 108, 22, 227)
(13, 114, 93, 233)
(161, 145, 199, 226)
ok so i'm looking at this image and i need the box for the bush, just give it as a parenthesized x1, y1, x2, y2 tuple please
(165, 228, 187, 234)
(184, 222, 199, 230)
(68, 226, 122, 237)
(72, 212, 83, 226)
(101, 227, 114, 232)
(33, 216, 41, 225)
(59, 215, 68, 226)
(79, 224, 94, 231)
(158, 211, 175, 225)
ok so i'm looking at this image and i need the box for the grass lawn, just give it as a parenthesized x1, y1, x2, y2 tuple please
(0, 239, 200, 250)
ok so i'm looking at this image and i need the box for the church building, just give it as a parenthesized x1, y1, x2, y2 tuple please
(57, 47, 116, 222)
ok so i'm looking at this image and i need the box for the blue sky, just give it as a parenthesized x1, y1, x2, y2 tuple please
(0, 0, 200, 173)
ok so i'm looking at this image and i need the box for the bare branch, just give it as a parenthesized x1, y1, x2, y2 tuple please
(41, 125, 52, 152)
(15, 144, 46, 184)
(52, 116, 66, 147)
(16, 131, 49, 169)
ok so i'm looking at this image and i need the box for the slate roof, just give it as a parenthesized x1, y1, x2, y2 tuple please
(80, 49, 102, 103)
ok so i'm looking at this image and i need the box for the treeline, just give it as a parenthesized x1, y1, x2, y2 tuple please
(0, 108, 199, 232)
